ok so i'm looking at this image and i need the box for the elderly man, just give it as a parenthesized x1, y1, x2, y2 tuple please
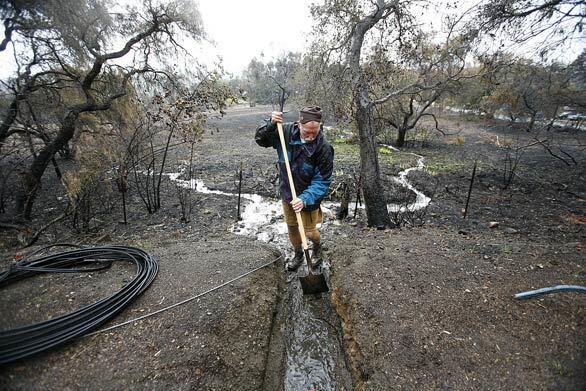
(255, 106, 334, 271)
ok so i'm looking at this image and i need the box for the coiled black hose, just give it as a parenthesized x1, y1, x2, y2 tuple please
(0, 245, 158, 365)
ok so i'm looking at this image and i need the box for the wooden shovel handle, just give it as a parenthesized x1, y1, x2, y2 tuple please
(277, 122, 309, 251)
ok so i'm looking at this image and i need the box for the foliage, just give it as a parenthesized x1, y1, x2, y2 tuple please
(124, 75, 233, 215)
(62, 143, 114, 232)
(474, 0, 585, 59)
(241, 52, 302, 109)
(291, 55, 354, 123)
(481, 57, 581, 121)
(0, 0, 213, 220)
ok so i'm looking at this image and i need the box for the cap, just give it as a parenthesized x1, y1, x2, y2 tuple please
(299, 106, 322, 124)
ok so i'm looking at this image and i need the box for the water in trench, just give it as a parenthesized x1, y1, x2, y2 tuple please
(168, 154, 430, 390)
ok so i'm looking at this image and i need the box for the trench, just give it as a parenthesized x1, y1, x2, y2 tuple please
(169, 153, 430, 390)
(231, 200, 352, 391)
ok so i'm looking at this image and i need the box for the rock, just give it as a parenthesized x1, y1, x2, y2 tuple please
(489, 221, 499, 228)
(458, 229, 469, 235)
(504, 227, 518, 234)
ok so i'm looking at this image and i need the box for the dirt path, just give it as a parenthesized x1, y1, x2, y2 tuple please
(1, 105, 584, 390)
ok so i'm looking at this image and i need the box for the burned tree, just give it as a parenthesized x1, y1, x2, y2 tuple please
(311, 0, 475, 227)
(0, 0, 207, 220)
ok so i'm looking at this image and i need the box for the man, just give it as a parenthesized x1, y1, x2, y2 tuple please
(255, 106, 334, 271)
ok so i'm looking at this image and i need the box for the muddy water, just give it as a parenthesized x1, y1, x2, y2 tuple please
(169, 156, 430, 389)
(380, 147, 431, 213)
(282, 279, 350, 390)
(389, 155, 431, 213)
(230, 193, 351, 389)
(168, 174, 350, 389)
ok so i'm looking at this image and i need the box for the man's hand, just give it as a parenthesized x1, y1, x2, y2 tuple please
(291, 198, 304, 213)
(271, 111, 283, 124)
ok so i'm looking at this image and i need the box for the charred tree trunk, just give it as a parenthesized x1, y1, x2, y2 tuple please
(0, 98, 18, 149)
(396, 127, 407, 147)
(0, 18, 15, 52)
(19, 97, 118, 219)
(348, 7, 392, 228)
(20, 108, 79, 219)
(0, 69, 52, 150)
(8, 10, 167, 219)
(279, 88, 286, 112)
(355, 95, 391, 228)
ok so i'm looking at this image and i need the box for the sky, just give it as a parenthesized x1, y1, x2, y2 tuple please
(194, 0, 583, 75)
(0, 0, 582, 80)
(197, 0, 315, 76)
(0, 0, 314, 79)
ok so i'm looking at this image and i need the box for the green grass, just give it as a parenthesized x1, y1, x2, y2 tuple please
(332, 136, 355, 144)
(378, 147, 419, 170)
(500, 244, 513, 254)
(549, 359, 572, 378)
(333, 139, 471, 176)
(423, 151, 469, 176)
(332, 141, 360, 165)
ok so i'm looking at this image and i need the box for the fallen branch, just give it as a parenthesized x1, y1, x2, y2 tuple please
(533, 138, 577, 166)
(24, 212, 68, 247)
(0, 222, 24, 231)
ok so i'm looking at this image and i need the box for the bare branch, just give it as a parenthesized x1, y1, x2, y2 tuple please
(1, 17, 17, 52)
(371, 82, 422, 106)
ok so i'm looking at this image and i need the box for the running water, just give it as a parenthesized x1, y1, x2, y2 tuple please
(388, 156, 431, 213)
(168, 172, 346, 390)
(167, 173, 288, 243)
(379, 146, 431, 212)
(168, 155, 430, 389)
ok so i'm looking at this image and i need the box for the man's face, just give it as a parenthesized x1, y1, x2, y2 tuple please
(299, 121, 321, 142)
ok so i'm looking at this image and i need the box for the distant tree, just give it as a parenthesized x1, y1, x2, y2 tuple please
(266, 52, 301, 110)
(479, 58, 574, 122)
(243, 57, 273, 106)
(369, 32, 476, 147)
(242, 52, 302, 109)
(292, 54, 353, 124)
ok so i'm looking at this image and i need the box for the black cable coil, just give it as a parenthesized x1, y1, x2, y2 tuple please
(0, 245, 158, 365)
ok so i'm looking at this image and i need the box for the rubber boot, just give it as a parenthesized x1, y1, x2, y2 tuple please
(287, 248, 304, 271)
(310, 243, 323, 269)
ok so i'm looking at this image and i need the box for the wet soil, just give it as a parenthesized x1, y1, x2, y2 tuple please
(0, 105, 585, 390)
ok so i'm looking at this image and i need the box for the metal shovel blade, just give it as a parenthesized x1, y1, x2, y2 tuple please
(299, 249, 329, 294)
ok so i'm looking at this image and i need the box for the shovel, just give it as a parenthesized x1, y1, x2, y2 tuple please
(277, 122, 329, 294)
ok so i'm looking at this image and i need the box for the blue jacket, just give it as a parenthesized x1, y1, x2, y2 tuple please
(255, 120, 334, 211)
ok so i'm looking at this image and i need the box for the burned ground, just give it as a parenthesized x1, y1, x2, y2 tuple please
(0, 105, 584, 390)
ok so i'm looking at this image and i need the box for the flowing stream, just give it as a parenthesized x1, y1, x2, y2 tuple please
(388, 155, 431, 213)
(168, 154, 430, 390)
